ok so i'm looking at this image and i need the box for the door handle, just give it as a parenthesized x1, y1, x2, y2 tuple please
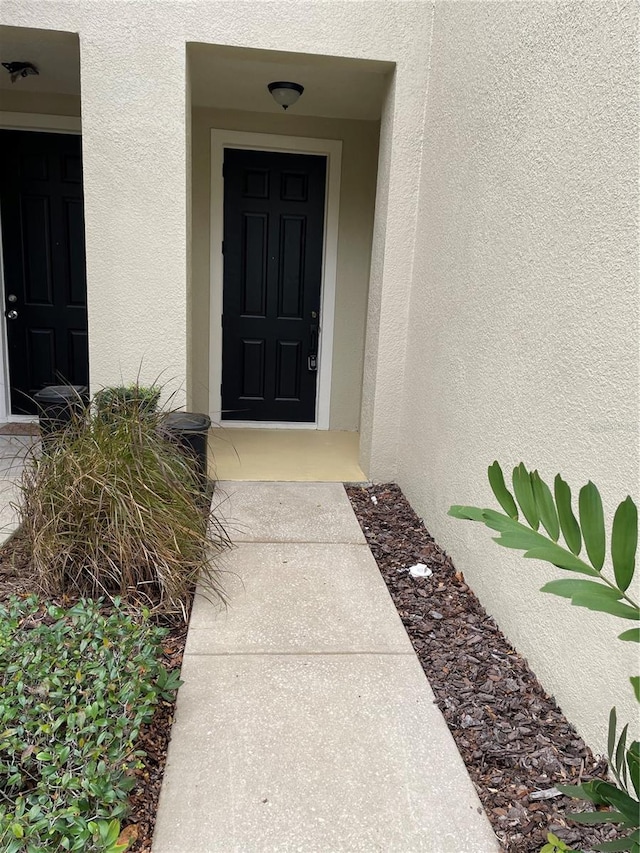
(308, 323, 318, 372)
(6, 310, 18, 320)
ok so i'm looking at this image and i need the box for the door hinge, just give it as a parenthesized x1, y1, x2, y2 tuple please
(221, 240, 225, 255)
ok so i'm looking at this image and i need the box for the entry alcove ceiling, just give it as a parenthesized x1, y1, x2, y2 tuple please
(0, 26, 80, 94)
(0, 29, 392, 122)
(188, 44, 393, 121)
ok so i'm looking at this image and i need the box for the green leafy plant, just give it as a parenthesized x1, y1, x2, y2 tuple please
(94, 384, 161, 421)
(541, 833, 577, 853)
(450, 463, 639, 853)
(18, 395, 229, 621)
(0, 596, 180, 852)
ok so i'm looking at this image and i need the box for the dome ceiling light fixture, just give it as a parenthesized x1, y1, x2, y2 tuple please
(2, 61, 39, 84)
(267, 81, 304, 111)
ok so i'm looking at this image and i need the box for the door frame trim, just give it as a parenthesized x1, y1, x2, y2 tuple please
(209, 129, 342, 429)
(0, 113, 82, 422)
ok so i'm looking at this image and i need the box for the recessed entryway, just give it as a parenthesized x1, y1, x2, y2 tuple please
(188, 42, 389, 475)
(0, 26, 85, 420)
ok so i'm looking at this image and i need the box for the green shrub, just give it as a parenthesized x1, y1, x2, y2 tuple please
(0, 596, 179, 852)
(450, 463, 639, 853)
(94, 384, 161, 421)
(19, 401, 228, 620)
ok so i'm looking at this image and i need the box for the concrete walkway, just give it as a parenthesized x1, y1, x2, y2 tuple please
(153, 482, 499, 853)
(0, 436, 36, 545)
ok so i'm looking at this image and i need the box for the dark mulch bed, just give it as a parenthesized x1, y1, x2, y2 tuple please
(0, 533, 186, 853)
(346, 483, 618, 853)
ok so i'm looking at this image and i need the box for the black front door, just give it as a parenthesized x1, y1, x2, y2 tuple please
(0, 130, 88, 414)
(222, 148, 326, 422)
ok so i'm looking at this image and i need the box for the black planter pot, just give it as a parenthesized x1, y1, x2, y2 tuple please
(33, 385, 89, 446)
(160, 412, 211, 493)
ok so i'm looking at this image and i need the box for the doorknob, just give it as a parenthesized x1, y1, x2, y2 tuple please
(308, 323, 318, 372)
(6, 310, 18, 320)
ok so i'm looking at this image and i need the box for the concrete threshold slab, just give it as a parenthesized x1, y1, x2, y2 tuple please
(153, 483, 499, 852)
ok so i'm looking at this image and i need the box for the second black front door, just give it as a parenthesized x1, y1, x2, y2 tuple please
(222, 148, 326, 422)
(0, 130, 88, 414)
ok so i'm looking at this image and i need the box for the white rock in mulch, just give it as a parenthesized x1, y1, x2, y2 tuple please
(408, 563, 433, 579)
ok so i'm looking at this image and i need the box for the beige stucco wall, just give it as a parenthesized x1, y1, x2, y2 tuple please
(190, 107, 379, 428)
(0, 89, 80, 116)
(397, 1, 639, 754)
(2, 4, 190, 404)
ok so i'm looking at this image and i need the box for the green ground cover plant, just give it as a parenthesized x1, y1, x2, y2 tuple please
(19, 393, 228, 621)
(450, 463, 639, 853)
(0, 596, 180, 852)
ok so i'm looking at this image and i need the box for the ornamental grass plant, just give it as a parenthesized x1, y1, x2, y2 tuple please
(18, 397, 229, 622)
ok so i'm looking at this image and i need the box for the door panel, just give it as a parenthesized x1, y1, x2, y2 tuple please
(0, 130, 88, 414)
(222, 148, 326, 422)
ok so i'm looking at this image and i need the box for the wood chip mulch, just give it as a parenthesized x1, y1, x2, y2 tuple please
(0, 533, 187, 853)
(346, 482, 618, 853)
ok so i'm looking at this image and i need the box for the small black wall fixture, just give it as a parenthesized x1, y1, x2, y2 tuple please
(2, 62, 39, 83)
(267, 81, 304, 111)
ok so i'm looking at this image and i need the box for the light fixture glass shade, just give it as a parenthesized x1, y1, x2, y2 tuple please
(268, 81, 304, 110)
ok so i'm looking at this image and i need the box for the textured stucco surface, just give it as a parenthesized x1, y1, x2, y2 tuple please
(2, 3, 190, 403)
(190, 106, 379, 428)
(396, 1, 639, 753)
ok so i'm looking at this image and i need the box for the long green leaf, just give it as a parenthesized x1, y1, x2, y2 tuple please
(609, 707, 618, 765)
(631, 677, 640, 703)
(594, 831, 640, 852)
(627, 742, 640, 800)
(482, 510, 545, 541)
(541, 580, 622, 601)
(558, 781, 610, 805)
(619, 629, 640, 643)
(480, 510, 552, 550)
(512, 463, 539, 530)
(580, 481, 606, 570)
(523, 545, 599, 576)
(612, 497, 638, 593)
(568, 810, 629, 825)
(589, 780, 640, 825)
(448, 505, 486, 521)
(616, 724, 629, 786)
(566, 591, 640, 621)
(532, 471, 560, 541)
(555, 474, 582, 556)
(488, 461, 519, 519)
